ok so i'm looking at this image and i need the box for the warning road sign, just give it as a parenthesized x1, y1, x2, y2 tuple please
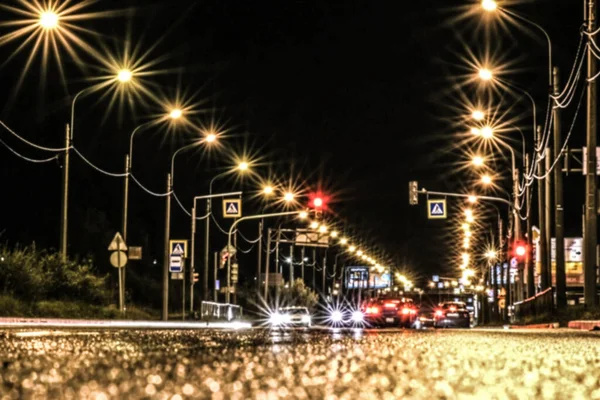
(169, 240, 188, 258)
(223, 199, 242, 218)
(427, 199, 447, 219)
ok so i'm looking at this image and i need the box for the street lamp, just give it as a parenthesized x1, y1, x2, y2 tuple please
(169, 109, 183, 119)
(117, 69, 133, 83)
(472, 110, 485, 121)
(481, 175, 493, 185)
(310, 221, 319, 230)
(478, 68, 493, 81)
(39, 11, 59, 29)
(283, 192, 295, 202)
(468, 195, 478, 204)
(472, 155, 485, 167)
(481, 0, 497, 12)
(262, 185, 274, 196)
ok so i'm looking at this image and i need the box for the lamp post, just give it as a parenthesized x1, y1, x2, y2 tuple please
(61, 69, 134, 262)
(203, 162, 249, 301)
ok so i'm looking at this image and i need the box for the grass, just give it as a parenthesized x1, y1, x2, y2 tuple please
(0, 295, 159, 320)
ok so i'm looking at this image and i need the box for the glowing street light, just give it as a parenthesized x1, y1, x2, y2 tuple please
(478, 68, 493, 81)
(298, 211, 308, 219)
(481, 126, 494, 139)
(481, 174, 493, 185)
(237, 161, 249, 171)
(485, 250, 498, 259)
(310, 221, 319, 230)
(472, 156, 485, 167)
(284, 192, 295, 202)
(357, 250, 364, 256)
(205, 132, 217, 143)
(318, 225, 328, 234)
(117, 69, 133, 83)
(169, 109, 183, 119)
(331, 230, 339, 238)
(464, 209, 474, 219)
(39, 11, 59, 29)
(313, 197, 323, 208)
(262, 185, 274, 195)
(481, 0, 498, 12)
(471, 110, 485, 121)
(340, 237, 348, 245)
(468, 195, 478, 204)
(349, 246, 357, 252)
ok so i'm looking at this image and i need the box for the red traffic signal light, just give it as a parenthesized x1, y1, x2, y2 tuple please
(512, 241, 527, 259)
(308, 192, 330, 211)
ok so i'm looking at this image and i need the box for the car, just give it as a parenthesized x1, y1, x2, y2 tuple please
(269, 306, 312, 328)
(362, 297, 418, 328)
(433, 302, 471, 328)
(324, 306, 365, 327)
(416, 305, 436, 328)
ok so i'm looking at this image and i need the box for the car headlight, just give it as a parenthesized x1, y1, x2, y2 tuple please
(269, 313, 283, 325)
(330, 310, 343, 323)
(282, 314, 292, 323)
(351, 311, 364, 323)
(301, 315, 311, 323)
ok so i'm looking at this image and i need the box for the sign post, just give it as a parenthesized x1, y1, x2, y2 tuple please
(108, 232, 128, 313)
(427, 199, 447, 219)
(169, 240, 188, 319)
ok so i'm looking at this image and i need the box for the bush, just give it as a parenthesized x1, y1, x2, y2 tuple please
(279, 279, 319, 310)
(0, 295, 33, 317)
(0, 244, 110, 305)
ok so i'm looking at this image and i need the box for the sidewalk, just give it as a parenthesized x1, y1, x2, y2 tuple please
(0, 317, 252, 330)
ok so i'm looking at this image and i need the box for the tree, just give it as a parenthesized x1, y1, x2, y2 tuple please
(279, 279, 319, 310)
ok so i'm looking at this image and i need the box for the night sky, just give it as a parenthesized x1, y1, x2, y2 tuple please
(0, 0, 588, 294)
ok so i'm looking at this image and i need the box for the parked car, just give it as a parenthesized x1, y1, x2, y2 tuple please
(433, 302, 471, 328)
(362, 297, 418, 328)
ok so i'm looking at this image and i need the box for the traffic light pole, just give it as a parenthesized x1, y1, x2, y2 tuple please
(226, 211, 307, 304)
(537, 126, 550, 290)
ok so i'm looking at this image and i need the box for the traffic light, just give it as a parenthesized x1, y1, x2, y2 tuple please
(193, 272, 199, 283)
(512, 241, 527, 260)
(309, 192, 329, 219)
(231, 263, 239, 283)
(220, 252, 229, 269)
(409, 181, 419, 205)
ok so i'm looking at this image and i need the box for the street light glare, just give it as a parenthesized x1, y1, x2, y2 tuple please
(117, 69, 133, 83)
(298, 211, 308, 219)
(471, 110, 485, 121)
(318, 225, 328, 233)
(313, 197, 323, 208)
(284, 192, 295, 202)
(169, 109, 183, 119)
(472, 156, 485, 167)
(349, 246, 356, 252)
(238, 161, 249, 171)
(205, 133, 217, 143)
(331, 230, 339, 238)
(310, 221, 319, 229)
(340, 237, 348, 245)
(468, 195, 478, 204)
(481, 175, 493, 185)
(39, 11, 59, 29)
(262, 185, 274, 195)
(471, 127, 481, 136)
(482, 0, 498, 12)
(481, 126, 494, 139)
(478, 68, 493, 81)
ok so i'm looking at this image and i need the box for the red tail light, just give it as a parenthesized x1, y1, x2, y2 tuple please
(449, 306, 457, 312)
(435, 310, 444, 317)
(384, 303, 397, 309)
(401, 308, 410, 315)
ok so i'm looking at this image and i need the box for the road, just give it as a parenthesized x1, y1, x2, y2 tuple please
(1, 327, 600, 398)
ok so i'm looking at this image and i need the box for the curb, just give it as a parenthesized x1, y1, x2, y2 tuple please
(0, 317, 252, 330)
(508, 322, 559, 329)
(568, 320, 600, 331)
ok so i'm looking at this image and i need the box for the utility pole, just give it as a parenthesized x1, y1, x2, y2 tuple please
(545, 148, 553, 290)
(264, 228, 272, 300)
(322, 250, 327, 294)
(585, 0, 598, 307)
(301, 247, 305, 281)
(513, 166, 522, 302)
(60, 124, 70, 262)
(162, 173, 172, 321)
(289, 245, 294, 286)
(257, 219, 263, 293)
(537, 126, 550, 289)
(204, 199, 211, 301)
(525, 154, 535, 298)
(553, 67, 566, 308)
(121, 154, 130, 313)
(190, 206, 196, 315)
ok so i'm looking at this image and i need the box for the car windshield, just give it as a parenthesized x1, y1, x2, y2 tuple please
(282, 308, 308, 315)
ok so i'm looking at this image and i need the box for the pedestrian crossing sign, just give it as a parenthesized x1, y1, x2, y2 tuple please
(428, 199, 447, 219)
(169, 240, 188, 258)
(223, 199, 242, 218)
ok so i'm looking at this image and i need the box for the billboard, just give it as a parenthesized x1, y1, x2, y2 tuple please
(369, 270, 391, 289)
(345, 266, 368, 289)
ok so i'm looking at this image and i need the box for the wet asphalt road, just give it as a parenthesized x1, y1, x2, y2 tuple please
(1, 327, 600, 399)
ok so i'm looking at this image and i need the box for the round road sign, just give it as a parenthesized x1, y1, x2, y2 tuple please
(110, 251, 128, 268)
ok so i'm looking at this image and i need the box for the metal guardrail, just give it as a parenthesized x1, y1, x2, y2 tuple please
(199, 301, 243, 321)
(513, 287, 553, 322)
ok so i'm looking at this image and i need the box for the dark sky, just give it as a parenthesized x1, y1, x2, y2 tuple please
(0, 0, 586, 288)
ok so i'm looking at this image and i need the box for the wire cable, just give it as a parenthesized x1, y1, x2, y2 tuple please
(0, 120, 69, 152)
(130, 174, 172, 197)
(72, 147, 128, 178)
(0, 138, 60, 163)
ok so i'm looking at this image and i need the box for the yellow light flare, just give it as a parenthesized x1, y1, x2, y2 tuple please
(298, 211, 308, 219)
(169, 109, 183, 119)
(39, 11, 59, 29)
(478, 68, 493, 81)
(471, 110, 485, 121)
(472, 156, 485, 167)
(262, 185, 274, 195)
(482, 0, 498, 12)
(309, 221, 319, 230)
(117, 69, 133, 83)
(468, 195, 478, 204)
(284, 192, 295, 202)
(481, 175, 493, 185)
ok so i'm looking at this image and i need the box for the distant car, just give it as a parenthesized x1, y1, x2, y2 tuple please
(324, 306, 365, 327)
(416, 305, 436, 328)
(269, 307, 312, 328)
(363, 298, 418, 328)
(434, 302, 471, 328)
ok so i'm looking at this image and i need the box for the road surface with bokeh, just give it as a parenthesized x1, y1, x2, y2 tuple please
(1, 327, 600, 399)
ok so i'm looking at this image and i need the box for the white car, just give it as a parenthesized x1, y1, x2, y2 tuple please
(270, 307, 312, 327)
